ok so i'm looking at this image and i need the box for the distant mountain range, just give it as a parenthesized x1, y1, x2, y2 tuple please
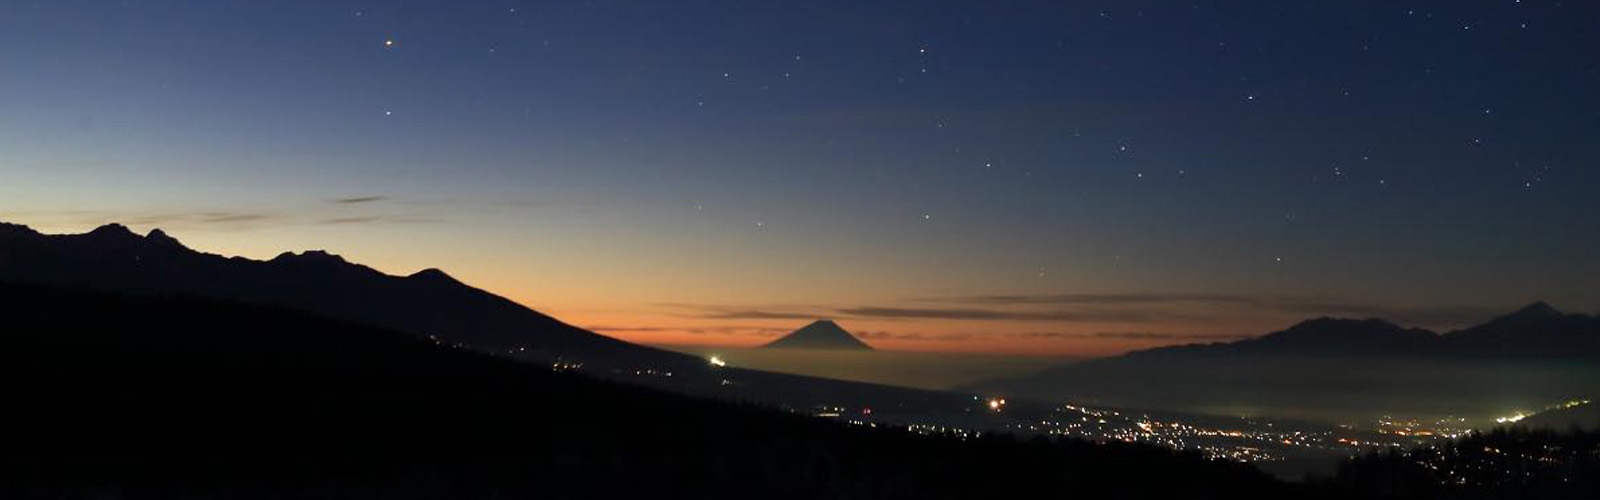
(0, 222, 693, 369)
(1109, 302, 1600, 362)
(972, 303, 1600, 422)
(0, 222, 991, 417)
(763, 320, 874, 350)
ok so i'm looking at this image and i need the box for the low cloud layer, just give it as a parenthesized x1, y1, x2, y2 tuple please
(663, 292, 1505, 337)
(4, 196, 444, 232)
(915, 293, 1502, 328)
(590, 324, 789, 337)
(1010, 331, 1255, 341)
(332, 196, 388, 204)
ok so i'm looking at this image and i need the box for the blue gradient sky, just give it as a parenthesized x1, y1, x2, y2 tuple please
(3, 0, 1597, 354)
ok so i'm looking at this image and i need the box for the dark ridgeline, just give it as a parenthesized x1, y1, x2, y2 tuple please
(1517, 401, 1600, 431)
(0, 223, 983, 416)
(1077, 303, 1600, 360)
(970, 305, 1600, 420)
(763, 320, 875, 350)
(0, 222, 693, 369)
(0, 283, 1294, 499)
(1445, 302, 1600, 357)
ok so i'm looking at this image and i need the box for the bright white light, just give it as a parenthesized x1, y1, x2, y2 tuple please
(708, 355, 726, 367)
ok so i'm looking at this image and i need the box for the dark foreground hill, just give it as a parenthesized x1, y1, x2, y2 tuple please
(0, 283, 1291, 499)
(0, 222, 692, 369)
(1328, 427, 1600, 499)
(0, 223, 1004, 419)
(1517, 401, 1600, 431)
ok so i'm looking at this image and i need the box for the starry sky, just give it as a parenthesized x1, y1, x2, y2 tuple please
(2, 0, 1598, 355)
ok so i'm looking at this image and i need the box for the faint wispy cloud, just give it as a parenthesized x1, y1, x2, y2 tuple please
(856, 330, 978, 342)
(317, 214, 439, 225)
(4, 210, 290, 232)
(928, 292, 1258, 306)
(658, 303, 827, 321)
(1010, 331, 1254, 341)
(836, 306, 1197, 323)
(588, 324, 789, 337)
(5, 196, 454, 232)
(922, 293, 1501, 327)
(658, 292, 1500, 331)
(332, 196, 387, 204)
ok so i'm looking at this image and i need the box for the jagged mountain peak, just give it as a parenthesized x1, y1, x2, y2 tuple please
(1277, 316, 1410, 335)
(271, 250, 349, 265)
(86, 223, 139, 239)
(0, 220, 694, 369)
(0, 222, 39, 236)
(145, 228, 187, 249)
(407, 267, 461, 285)
(92, 222, 133, 233)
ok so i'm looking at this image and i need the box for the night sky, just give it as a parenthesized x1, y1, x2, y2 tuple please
(3, 0, 1597, 355)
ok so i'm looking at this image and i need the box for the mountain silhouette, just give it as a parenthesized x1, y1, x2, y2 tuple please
(0, 222, 995, 416)
(970, 303, 1600, 422)
(1099, 304, 1600, 362)
(764, 320, 874, 350)
(0, 222, 695, 369)
(1446, 302, 1600, 357)
(1113, 317, 1441, 361)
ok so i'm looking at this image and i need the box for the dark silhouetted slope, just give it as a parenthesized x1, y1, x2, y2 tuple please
(763, 320, 874, 350)
(0, 283, 1292, 499)
(1331, 427, 1600, 499)
(0, 222, 1053, 424)
(1517, 401, 1600, 431)
(0, 222, 692, 369)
